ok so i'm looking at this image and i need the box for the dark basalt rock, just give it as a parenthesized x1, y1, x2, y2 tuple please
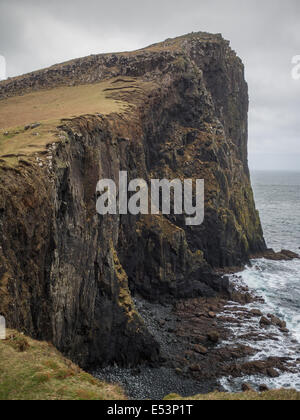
(253, 248, 300, 261)
(242, 383, 254, 392)
(259, 384, 269, 392)
(0, 32, 266, 368)
(260, 316, 272, 327)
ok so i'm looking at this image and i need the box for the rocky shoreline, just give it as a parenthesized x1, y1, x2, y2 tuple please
(93, 260, 300, 400)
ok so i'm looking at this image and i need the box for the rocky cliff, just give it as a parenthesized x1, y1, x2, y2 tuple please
(0, 32, 266, 367)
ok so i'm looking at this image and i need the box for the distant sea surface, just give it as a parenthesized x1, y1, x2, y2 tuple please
(249, 170, 300, 340)
(251, 170, 300, 253)
(222, 170, 300, 391)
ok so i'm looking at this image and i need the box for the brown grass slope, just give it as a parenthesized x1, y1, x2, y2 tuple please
(0, 330, 126, 400)
(0, 77, 155, 167)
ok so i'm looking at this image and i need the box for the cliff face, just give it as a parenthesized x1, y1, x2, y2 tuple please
(0, 32, 266, 367)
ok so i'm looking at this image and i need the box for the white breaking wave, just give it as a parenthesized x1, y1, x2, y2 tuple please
(218, 258, 300, 392)
(241, 258, 300, 342)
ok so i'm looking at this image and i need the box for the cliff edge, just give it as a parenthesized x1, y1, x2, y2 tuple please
(0, 32, 266, 367)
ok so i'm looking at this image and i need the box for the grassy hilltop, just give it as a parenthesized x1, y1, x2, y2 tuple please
(0, 76, 152, 167)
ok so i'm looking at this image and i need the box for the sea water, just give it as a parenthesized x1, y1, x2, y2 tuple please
(220, 171, 300, 391)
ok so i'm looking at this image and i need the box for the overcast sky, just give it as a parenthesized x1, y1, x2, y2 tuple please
(0, 0, 299, 171)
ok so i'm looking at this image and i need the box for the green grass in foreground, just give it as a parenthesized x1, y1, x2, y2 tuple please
(164, 389, 300, 401)
(0, 330, 126, 400)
